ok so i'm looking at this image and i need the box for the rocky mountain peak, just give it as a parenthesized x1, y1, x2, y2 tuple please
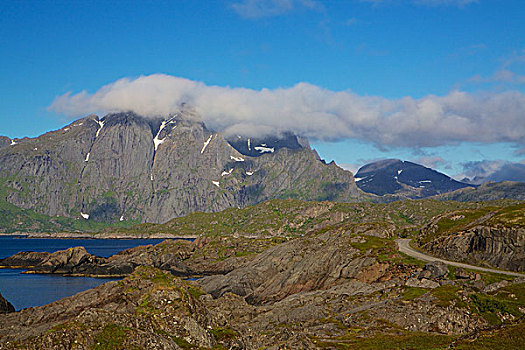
(0, 112, 363, 225)
(226, 132, 307, 157)
(355, 159, 472, 198)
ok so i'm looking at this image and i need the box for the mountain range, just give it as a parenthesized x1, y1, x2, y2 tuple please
(2, 111, 524, 230)
(0, 111, 362, 225)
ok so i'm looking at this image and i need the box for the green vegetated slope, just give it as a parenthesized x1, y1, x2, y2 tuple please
(0, 197, 136, 234)
(106, 198, 516, 238)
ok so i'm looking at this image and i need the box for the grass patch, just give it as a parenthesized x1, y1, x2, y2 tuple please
(431, 285, 467, 308)
(488, 203, 525, 227)
(479, 271, 515, 285)
(135, 266, 174, 287)
(311, 331, 454, 349)
(454, 321, 525, 349)
(470, 294, 518, 325)
(469, 284, 525, 325)
(420, 207, 496, 244)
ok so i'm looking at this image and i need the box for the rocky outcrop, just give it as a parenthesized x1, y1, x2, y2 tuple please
(421, 225, 525, 272)
(0, 293, 14, 314)
(0, 267, 232, 349)
(199, 230, 403, 304)
(0, 245, 191, 277)
(0, 236, 275, 278)
(0, 111, 363, 225)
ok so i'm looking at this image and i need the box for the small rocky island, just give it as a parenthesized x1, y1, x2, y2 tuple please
(0, 199, 524, 349)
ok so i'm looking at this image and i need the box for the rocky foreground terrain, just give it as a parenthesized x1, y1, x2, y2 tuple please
(0, 198, 524, 349)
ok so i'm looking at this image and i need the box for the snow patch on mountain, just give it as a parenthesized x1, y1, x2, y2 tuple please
(95, 120, 105, 138)
(201, 135, 213, 154)
(230, 155, 244, 162)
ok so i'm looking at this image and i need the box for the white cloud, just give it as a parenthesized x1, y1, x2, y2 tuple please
(231, 0, 321, 19)
(49, 74, 525, 148)
(338, 163, 361, 174)
(413, 156, 446, 169)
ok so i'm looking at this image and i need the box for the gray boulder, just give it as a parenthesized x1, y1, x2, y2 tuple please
(419, 261, 448, 280)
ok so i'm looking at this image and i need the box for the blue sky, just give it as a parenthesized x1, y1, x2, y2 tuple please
(1, 0, 524, 178)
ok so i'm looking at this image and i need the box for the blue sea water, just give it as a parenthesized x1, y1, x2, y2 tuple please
(0, 236, 165, 310)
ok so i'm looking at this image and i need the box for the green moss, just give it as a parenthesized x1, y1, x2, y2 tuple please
(171, 336, 197, 349)
(92, 323, 128, 350)
(401, 287, 429, 300)
(136, 293, 159, 315)
(209, 326, 237, 341)
(187, 285, 205, 299)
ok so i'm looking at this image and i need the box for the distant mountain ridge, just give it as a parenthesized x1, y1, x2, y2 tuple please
(433, 181, 525, 202)
(354, 159, 473, 198)
(0, 111, 363, 224)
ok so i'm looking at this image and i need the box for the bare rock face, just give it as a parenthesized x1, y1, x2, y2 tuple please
(199, 230, 393, 304)
(0, 293, 14, 314)
(0, 111, 362, 224)
(422, 226, 525, 272)
(0, 137, 11, 149)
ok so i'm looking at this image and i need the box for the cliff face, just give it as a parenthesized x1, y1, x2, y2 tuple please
(0, 112, 362, 224)
(417, 203, 525, 272)
(422, 225, 525, 272)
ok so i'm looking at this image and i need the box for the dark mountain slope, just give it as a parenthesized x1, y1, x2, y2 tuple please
(355, 159, 472, 198)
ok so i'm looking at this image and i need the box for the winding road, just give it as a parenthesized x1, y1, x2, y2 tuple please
(396, 239, 525, 278)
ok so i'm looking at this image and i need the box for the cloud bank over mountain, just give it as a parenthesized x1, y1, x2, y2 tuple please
(460, 160, 525, 184)
(50, 74, 525, 148)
